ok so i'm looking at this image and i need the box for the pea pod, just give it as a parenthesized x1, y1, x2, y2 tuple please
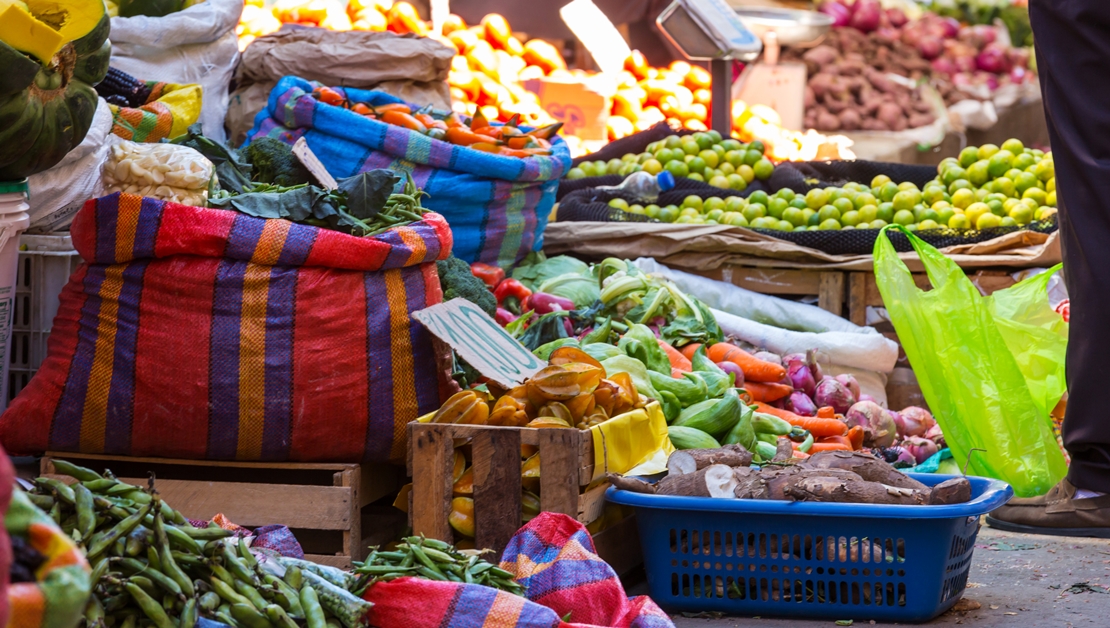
(300, 586, 326, 628)
(84, 594, 105, 625)
(239, 537, 259, 569)
(231, 603, 276, 628)
(82, 478, 119, 493)
(27, 493, 55, 510)
(117, 557, 182, 596)
(211, 576, 254, 607)
(74, 483, 96, 542)
(211, 561, 236, 585)
(284, 565, 303, 590)
(35, 477, 76, 504)
(199, 591, 222, 611)
(88, 500, 154, 560)
(164, 523, 203, 553)
(263, 573, 305, 618)
(52, 459, 104, 482)
(266, 604, 300, 628)
(125, 582, 176, 628)
(179, 524, 233, 541)
(234, 578, 270, 611)
(181, 597, 199, 628)
(223, 542, 259, 584)
(276, 557, 355, 590)
(154, 508, 195, 596)
(301, 570, 373, 628)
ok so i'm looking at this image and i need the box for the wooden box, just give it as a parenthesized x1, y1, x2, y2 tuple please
(40, 452, 403, 568)
(407, 422, 641, 575)
(688, 264, 847, 316)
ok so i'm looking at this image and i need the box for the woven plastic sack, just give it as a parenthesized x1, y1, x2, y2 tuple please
(246, 76, 572, 268)
(364, 512, 674, 628)
(874, 225, 1068, 496)
(6, 486, 91, 628)
(108, 81, 203, 143)
(0, 192, 451, 463)
(108, 0, 243, 142)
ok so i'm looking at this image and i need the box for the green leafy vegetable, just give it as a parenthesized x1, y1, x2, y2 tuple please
(618, 324, 671, 375)
(512, 255, 592, 290)
(340, 170, 401, 221)
(242, 137, 312, 187)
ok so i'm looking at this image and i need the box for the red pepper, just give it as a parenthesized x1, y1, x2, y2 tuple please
(470, 263, 505, 290)
(494, 279, 532, 306)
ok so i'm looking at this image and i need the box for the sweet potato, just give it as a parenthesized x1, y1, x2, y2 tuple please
(876, 102, 904, 130)
(816, 110, 842, 131)
(908, 112, 936, 128)
(839, 109, 862, 131)
(667, 445, 753, 476)
(606, 473, 656, 494)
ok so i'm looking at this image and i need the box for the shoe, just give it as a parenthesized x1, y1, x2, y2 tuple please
(986, 478, 1110, 538)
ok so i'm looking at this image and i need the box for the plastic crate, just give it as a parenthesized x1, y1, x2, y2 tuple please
(606, 474, 1012, 623)
(10, 234, 81, 403)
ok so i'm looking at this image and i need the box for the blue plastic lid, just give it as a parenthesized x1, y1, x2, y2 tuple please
(656, 170, 675, 192)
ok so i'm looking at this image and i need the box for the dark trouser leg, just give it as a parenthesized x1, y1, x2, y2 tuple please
(1030, 0, 1110, 492)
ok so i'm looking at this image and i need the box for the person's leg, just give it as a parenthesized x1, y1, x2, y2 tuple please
(987, 0, 1110, 536)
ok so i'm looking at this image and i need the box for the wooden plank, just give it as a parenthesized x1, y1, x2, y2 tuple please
(43, 452, 354, 472)
(72, 478, 353, 529)
(710, 266, 823, 296)
(359, 463, 402, 507)
(577, 482, 609, 524)
(471, 429, 522, 553)
(409, 423, 455, 542)
(537, 429, 578, 517)
(818, 272, 844, 316)
(578, 432, 594, 487)
(592, 515, 642, 576)
(305, 554, 351, 569)
(338, 467, 363, 562)
(848, 273, 868, 327)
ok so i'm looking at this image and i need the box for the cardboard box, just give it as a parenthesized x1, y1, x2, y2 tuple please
(525, 76, 613, 141)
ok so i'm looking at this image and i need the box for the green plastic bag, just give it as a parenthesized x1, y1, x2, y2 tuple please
(874, 225, 1067, 497)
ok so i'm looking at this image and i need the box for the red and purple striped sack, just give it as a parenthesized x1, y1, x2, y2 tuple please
(365, 513, 674, 628)
(0, 192, 452, 463)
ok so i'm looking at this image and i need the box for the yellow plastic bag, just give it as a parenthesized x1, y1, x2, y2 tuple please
(110, 82, 202, 143)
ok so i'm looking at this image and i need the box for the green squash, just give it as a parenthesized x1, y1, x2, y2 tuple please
(118, 0, 184, 18)
(0, 9, 110, 180)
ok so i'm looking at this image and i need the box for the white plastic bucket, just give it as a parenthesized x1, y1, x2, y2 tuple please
(0, 180, 33, 412)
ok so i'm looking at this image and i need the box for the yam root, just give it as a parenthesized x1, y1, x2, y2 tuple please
(667, 445, 753, 476)
(656, 464, 738, 498)
(606, 473, 656, 495)
(929, 477, 972, 505)
(772, 439, 794, 463)
(785, 476, 933, 504)
(734, 466, 863, 500)
(805, 451, 928, 490)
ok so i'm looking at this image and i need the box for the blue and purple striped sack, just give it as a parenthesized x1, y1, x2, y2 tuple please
(0, 193, 454, 463)
(245, 75, 572, 268)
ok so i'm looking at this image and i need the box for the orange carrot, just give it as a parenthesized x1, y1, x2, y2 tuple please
(756, 402, 848, 437)
(818, 435, 853, 448)
(671, 368, 686, 379)
(846, 425, 864, 450)
(679, 343, 702, 362)
(743, 381, 793, 402)
(445, 127, 500, 146)
(816, 406, 835, 419)
(706, 342, 786, 383)
(658, 339, 692, 372)
(808, 441, 852, 453)
(381, 110, 427, 133)
(373, 103, 413, 115)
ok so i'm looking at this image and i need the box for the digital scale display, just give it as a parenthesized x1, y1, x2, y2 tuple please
(657, 0, 763, 61)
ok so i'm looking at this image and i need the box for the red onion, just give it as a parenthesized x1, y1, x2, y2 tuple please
(939, 17, 960, 39)
(917, 36, 943, 60)
(1010, 66, 1028, 84)
(815, 377, 856, 415)
(931, 57, 959, 75)
(848, 0, 881, 34)
(858, 393, 878, 405)
(886, 446, 917, 467)
(806, 349, 824, 383)
(972, 24, 998, 45)
(925, 423, 946, 448)
(819, 1, 852, 27)
(976, 44, 1012, 74)
(715, 361, 744, 386)
(898, 406, 936, 438)
(902, 436, 939, 464)
(874, 27, 900, 45)
(835, 374, 860, 399)
(845, 401, 896, 447)
(884, 7, 907, 28)
(985, 75, 1000, 90)
(789, 391, 818, 417)
(788, 360, 817, 398)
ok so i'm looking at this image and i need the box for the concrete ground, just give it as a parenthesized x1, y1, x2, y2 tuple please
(628, 525, 1110, 627)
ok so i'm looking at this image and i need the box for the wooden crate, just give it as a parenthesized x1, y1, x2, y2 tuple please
(407, 422, 640, 571)
(686, 264, 847, 316)
(40, 452, 403, 568)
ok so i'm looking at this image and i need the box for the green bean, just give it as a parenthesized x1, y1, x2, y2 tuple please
(234, 579, 270, 611)
(154, 508, 195, 596)
(88, 501, 153, 560)
(265, 604, 300, 628)
(52, 459, 103, 482)
(179, 524, 233, 541)
(368, 551, 407, 561)
(300, 586, 326, 628)
(420, 547, 457, 564)
(409, 545, 442, 573)
(354, 565, 416, 575)
(164, 523, 203, 553)
(232, 603, 275, 628)
(125, 582, 176, 628)
(81, 478, 118, 493)
(146, 546, 162, 572)
(488, 567, 516, 579)
(414, 566, 446, 581)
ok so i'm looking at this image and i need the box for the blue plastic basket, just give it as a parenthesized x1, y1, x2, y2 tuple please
(607, 473, 1012, 623)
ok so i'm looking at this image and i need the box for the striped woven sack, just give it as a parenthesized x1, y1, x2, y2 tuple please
(246, 75, 572, 268)
(110, 81, 203, 143)
(0, 192, 452, 463)
(364, 513, 674, 628)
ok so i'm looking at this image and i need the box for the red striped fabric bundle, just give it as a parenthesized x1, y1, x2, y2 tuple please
(0, 193, 452, 463)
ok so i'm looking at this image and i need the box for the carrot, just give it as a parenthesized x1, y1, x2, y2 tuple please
(743, 381, 792, 402)
(807, 441, 852, 453)
(313, 87, 345, 107)
(658, 339, 692, 372)
(706, 342, 786, 383)
(413, 112, 437, 128)
(381, 110, 427, 133)
(818, 435, 853, 448)
(679, 343, 702, 362)
(846, 425, 864, 450)
(372, 103, 413, 115)
(816, 406, 835, 419)
(755, 402, 848, 438)
(445, 127, 500, 146)
(351, 103, 373, 116)
(671, 368, 686, 379)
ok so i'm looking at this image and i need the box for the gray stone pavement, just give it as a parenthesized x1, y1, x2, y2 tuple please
(628, 525, 1110, 627)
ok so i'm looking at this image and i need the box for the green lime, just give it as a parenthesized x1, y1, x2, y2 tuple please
(682, 140, 701, 156)
(703, 197, 726, 212)
(638, 152, 654, 164)
(976, 212, 1002, 229)
(654, 148, 675, 164)
(818, 218, 841, 231)
(727, 174, 748, 190)
(789, 197, 808, 210)
(776, 188, 796, 201)
(1012, 152, 1036, 171)
(817, 205, 841, 222)
(728, 213, 749, 228)
(807, 210, 821, 226)
(783, 207, 806, 227)
(666, 160, 690, 178)
(746, 190, 767, 207)
(721, 139, 742, 152)
(775, 220, 794, 231)
(724, 150, 744, 168)
(948, 213, 970, 229)
(699, 150, 720, 169)
(620, 153, 637, 163)
(871, 174, 892, 188)
(832, 197, 854, 215)
(744, 149, 763, 166)
(850, 192, 875, 210)
(942, 166, 969, 187)
(1001, 138, 1025, 155)
(712, 144, 726, 157)
(992, 177, 1015, 198)
(706, 130, 723, 144)
(1022, 187, 1048, 206)
(608, 198, 630, 211)
(1046, 177, 1056, 192)
(768, 197, 788, 219)
(743, 204, 767, 222)
(877, 202, 895, 223)
(977, 144, 1000, 160)
(893, 210, 915, 225)
(892, 190, 922, 211)
(682, 195, 704, 211)
(858, 204, 878, 223)
(645, 204, 661, 218)
(749, 140, 766, 154)
(999, 216, 1018, 227)
(718, 162, 736, 176)
(737, 165, 755, 183)
(659, 205, 680, 222)
(627, 204, 645, 215)
(694, 133, 715, 151)
(805, 188, 829, 209)
(1031, 149, 1045, 159)
(840, 210, 861, 226)
(878, 182, 900, 203)
(936, 206, 956, 225)
(753, 159, 775, 181)
(922, 186, 946, 206)
(869, 219, 889, 229)
(1013, 172, 1039, 195)
(1034, 160, 1055, 182)
(664, 135, 683, 149)
(607, 158, 625, 174)
(1009, 204, 1034, 225)
(938, 157, 960, 173)
(679, 207, 700, 219)
(1047, 191, 1056, 206)
(687, 156, 707, 174)
(948, 179, 973, 194)
(988, 150, 1014, 178)
(918, 219, 939, 230)
(1004, 168, 1023, 182)
(974, 188, 990, 201)
(640, 159, 662, 175)
(646, 141, 661, 154)
(709, 175, 730, 188)
(566, 167, 586, 180)
(725, 196, 746, 213)
(958, 147, 980, 168)
(706, 209, 724, 222)
(967, 160, 991, 187)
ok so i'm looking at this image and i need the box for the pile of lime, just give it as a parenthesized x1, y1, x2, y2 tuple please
(565, 131, 775, 191)
(605, 138, 1056, 231)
